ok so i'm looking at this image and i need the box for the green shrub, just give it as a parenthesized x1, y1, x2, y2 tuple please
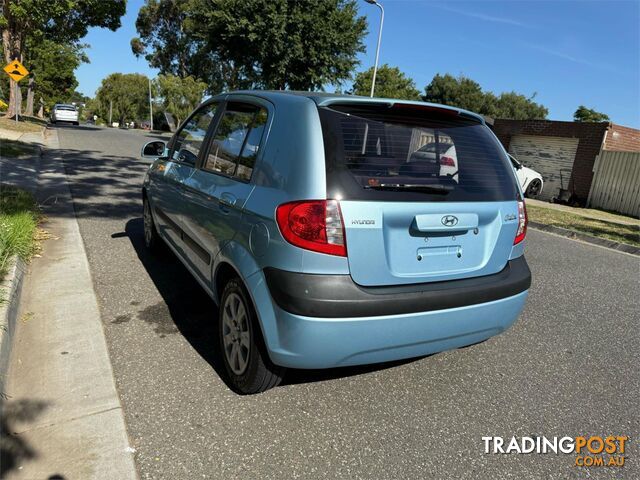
(0, 186, 39, 279)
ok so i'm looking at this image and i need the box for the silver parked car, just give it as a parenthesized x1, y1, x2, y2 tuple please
(51, 104, 79, 125)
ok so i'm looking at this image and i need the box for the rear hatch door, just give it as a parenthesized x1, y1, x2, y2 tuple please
(318, 102, 520, 287)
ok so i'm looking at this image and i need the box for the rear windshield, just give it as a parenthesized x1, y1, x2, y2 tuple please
(55, 105, 76, 111)
(318, 104, 517, 202)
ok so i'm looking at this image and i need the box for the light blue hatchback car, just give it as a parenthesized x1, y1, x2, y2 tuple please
(141, 91, 531, 394)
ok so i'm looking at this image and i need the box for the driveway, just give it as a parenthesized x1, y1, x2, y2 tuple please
(49, 124, 639, 479)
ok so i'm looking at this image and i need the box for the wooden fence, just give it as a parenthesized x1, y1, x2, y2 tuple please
(587, 150, 640, 217)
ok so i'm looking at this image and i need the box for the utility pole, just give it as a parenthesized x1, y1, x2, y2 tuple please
(148, 78, 154, 131)
(365, 0, 385, 98)
(109, 99, 113, 126)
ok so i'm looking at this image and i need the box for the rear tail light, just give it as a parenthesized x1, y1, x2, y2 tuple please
(276, 200, 347, 256)
(514, 199, 528, 245)
(439, 156, 455, 166)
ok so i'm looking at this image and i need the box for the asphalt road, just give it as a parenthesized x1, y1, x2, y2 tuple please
(51, 124, 639, 479)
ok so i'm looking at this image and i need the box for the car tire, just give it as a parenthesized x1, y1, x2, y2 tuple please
(219, 277, 284, 394)
(74, 122, 79, 126)
(143, 196, 163, 253)
(525, 179, 542, 198)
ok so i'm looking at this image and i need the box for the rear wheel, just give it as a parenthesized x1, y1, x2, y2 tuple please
(143, 196, 163, 253)
(219, 278, 284, 394)
(525, 179, 542, 198)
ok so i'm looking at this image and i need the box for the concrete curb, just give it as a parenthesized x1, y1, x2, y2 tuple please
(529, 221, 640, 256)
(2, 128, 139, 479)
(0, 256, 26, 392)
(0, 131, 45, 391)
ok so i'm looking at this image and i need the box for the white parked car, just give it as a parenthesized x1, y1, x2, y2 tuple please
(509, 154, 544, 198)
(408, 144, 543, 197)
(51, 104, 79, 125)
(408, 142, 458, 179)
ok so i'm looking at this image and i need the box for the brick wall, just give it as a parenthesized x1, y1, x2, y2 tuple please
(492, 120, 609, 204)
(604, 124, 640, 152)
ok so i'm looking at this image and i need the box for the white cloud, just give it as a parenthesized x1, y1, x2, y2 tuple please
(433, 4, 529, 27)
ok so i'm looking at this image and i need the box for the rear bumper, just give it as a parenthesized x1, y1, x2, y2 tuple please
(267, 290, 528, 369)
(264, 256, 531, 318)
(252, 257, 530, 369)
(52, 113, 78, 122)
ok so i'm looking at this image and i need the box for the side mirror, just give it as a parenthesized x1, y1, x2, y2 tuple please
(141, 140, 166, 158)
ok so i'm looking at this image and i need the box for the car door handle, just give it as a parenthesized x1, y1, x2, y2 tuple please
(219, 192, 237, 213)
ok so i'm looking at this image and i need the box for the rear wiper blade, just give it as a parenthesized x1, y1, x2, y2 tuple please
(365, 183, 453, 194)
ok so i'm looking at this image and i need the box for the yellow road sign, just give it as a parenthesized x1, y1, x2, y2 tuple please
(3, 59, 29, 82)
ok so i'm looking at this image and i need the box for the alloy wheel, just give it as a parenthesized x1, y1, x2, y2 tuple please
(222, 293, 251, 375)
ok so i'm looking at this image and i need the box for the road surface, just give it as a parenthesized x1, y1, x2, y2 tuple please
(48, 124, 639, 479)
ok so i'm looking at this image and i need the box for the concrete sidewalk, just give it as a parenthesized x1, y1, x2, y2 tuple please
(1, 128, 138, 479)
(526, 198, 640, 227)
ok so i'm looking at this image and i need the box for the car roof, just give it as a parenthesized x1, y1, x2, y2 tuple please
(216, 90, 485, 124)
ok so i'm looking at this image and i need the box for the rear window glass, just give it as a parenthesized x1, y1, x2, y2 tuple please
(318, 104, 517, 202)
(55, 105, 76, 111)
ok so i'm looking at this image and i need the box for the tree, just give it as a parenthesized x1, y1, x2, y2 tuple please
(131, 0, 204, 79)
(1, 0, 125, 117)
(22, 39, 88, 115)
(133, 0, 367, 92)
(352, 64, 420, 100)
(574, 105, 609, 122)
(154, 74, 207, 126)
(493, 91, 548, 120)
(95, 73, 150, 126)
(423, 74, 548, 120)
(423, 74, 488, 113)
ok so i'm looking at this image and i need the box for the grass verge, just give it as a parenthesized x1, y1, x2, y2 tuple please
(0, 139, 38, 158)
(527, 205, 640, 247)
(0, 116, 46, 134)
(0, 186, 40, 281)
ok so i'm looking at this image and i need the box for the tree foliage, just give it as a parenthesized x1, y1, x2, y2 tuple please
(1, 0, 125, 115)
(154, 74, 207, 126)
(423, 74, 548, 120)
(95, 73, 150, 125)
(133, 0, 367, 92)
(573, 105, 609, 122)
(131, 0, 203, 79)
(423, 74, 488, 113)
(23, 39, 89, 110)
(352, 64, 420, 100)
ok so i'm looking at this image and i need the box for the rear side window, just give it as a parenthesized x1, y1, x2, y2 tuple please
(319, 104, 517, 202)
(204, 102, 267, 181)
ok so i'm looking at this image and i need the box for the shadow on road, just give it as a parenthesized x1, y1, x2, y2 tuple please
(123, 217, 231, 387)
(2, 147, 151, 220)
(47, 124, 103, 131)
(122, 217, 420, 393)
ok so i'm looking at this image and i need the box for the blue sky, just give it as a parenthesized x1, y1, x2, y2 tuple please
(76, 0, 640, 127)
